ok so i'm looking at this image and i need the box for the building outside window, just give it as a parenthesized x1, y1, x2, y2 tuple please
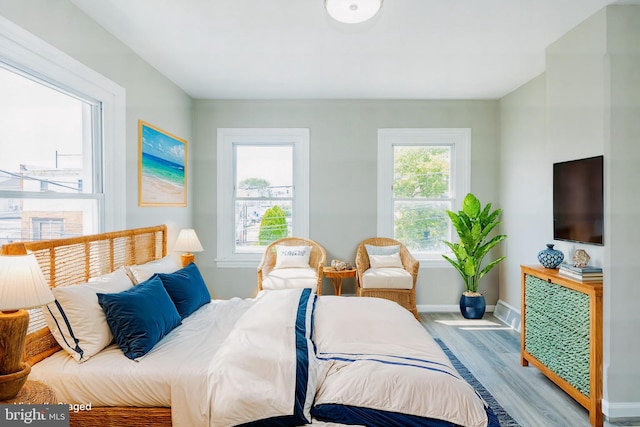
(377, 128, 470, 265)
(0, 65, 101, 244)
(217, 128, 309, 267)
(0, 18, 125, 244)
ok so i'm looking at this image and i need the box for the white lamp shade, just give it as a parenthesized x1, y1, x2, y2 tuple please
(0, 254, 54, 311)
(325, 0, 382, 24)
(174, 229, 204, 253)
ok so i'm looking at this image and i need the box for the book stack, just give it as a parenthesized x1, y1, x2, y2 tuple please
(558, 263, 603, 282)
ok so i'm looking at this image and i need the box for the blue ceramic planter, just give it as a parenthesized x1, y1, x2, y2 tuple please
(460, 294, 486, 319)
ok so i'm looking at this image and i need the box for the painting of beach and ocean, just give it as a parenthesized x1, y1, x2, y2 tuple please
(138, 120, 187, 206)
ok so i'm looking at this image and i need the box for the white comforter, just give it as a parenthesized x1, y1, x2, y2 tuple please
(31, 291, 495, 427)
(313, 296, 491, 427)
(30, 297, 256, 427)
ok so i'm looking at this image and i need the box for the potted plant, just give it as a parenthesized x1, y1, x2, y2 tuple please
(442, 193, 506, 319)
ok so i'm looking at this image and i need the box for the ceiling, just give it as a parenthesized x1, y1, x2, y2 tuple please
(70, 0, 629, 100)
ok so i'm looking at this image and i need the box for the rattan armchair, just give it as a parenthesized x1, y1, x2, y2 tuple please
(257, 237, 327, 295)
(355, 237, 419, 319)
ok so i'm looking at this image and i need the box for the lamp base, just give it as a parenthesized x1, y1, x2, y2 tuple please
(0, 310, 29, 375)
(0, 362, 30, 400)
(181, 253, 195, 268)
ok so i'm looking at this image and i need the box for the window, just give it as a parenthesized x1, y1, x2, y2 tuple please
(217, 128, 309, 267)
(0, 18, 125, 243)
(377, 129, 470, 266)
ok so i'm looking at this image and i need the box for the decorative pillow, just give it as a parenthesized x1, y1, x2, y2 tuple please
(274, 245, 312, 269)
(364, 244, 400, 256)
(42, 267, 134, 363)
(155, 263, 211, 318)
(368, 253, 404, 269)
(97, 276, 182, 360)
(126, 255, 180, 284)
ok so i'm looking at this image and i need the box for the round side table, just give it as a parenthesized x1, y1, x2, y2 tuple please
(323, 267, 357, 296)
(0, 380, 56, 404)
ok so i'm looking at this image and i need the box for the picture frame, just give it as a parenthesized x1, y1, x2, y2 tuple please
(138, 120, 187, 207)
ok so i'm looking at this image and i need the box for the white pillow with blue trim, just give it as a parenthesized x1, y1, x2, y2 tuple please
(42, 267, 133, 363)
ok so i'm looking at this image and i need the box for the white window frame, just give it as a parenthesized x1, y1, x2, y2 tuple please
(377, 128, 470, 267)
(217, 128, 309, 268)
(0, 15, 125, 232)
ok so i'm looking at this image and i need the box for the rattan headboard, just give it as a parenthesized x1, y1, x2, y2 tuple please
(0, 225, 167, 366)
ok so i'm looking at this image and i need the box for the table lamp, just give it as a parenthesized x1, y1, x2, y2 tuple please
(173, 228, 204, 267)
(0, 248, 54, 400)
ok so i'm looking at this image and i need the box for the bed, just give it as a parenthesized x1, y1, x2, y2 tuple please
(4, 225, 498, 427)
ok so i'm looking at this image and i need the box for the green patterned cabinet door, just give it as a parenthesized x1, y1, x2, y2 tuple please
(524, 274, 590, 396)
(520, 265, 603, 427)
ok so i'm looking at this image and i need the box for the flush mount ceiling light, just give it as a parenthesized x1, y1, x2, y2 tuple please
(325, 0, 383, 24)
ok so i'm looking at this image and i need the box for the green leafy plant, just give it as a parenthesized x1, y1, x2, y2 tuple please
(442, 193, 507, 294)
(258, 205, 288, 245)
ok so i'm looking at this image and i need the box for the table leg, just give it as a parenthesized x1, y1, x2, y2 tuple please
(331, 278, 343, 296)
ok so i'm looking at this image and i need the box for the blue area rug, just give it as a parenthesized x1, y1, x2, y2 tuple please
(435, 338, 521, 427)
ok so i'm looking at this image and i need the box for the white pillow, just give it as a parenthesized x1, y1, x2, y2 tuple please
(274, 245, 312, 269)
(42, 267, 133, 363)
(369, 252, 404, 269)
(126, 255, 180, 284)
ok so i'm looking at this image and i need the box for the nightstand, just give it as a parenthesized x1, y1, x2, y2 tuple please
(323, 267, 356, 296)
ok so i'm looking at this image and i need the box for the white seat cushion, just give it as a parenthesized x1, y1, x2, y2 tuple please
(262, 268, 318, 292)
(361, 268, 412, 290)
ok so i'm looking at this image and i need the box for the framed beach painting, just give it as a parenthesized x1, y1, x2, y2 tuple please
(138, 120, 187, 207)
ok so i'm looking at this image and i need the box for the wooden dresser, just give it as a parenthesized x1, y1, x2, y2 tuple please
(520, 265, 603, 427)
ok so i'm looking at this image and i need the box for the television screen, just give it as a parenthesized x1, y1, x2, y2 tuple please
(553, 155, 604, 245)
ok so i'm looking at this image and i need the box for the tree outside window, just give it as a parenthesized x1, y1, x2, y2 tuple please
(393, 146, 451, 254)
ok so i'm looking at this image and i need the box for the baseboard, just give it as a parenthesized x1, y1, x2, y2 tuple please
(603, 400, 640, 421)
(417, 304, 496, 313)
(493, 299, 521, 332)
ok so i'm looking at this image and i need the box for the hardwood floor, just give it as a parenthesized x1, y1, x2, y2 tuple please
(420, 312, 639, 427)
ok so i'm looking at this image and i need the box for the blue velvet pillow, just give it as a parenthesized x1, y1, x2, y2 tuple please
(97, 275, 181, 360)
(155, 263, 211, 318)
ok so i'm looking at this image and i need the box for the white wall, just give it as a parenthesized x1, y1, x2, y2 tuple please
(498, 5, 640, 419)
(603, 5, 640, 417)
(0, 0, 194, 250)
(498, 73, 547, 310)
(193, 99, 501, 303)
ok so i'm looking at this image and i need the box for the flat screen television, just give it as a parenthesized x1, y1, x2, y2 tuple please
(553, 155, 604, 245)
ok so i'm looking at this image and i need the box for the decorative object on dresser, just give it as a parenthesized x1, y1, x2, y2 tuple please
(558, 263, 603, 282)
(0, 249, 55, 400)
(537, 243, 564, 269)
(521, 265, 603, 427)
(173, 228, 204, 267)
(442, 193, 507, 319)
(572, 249, 591, 268)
